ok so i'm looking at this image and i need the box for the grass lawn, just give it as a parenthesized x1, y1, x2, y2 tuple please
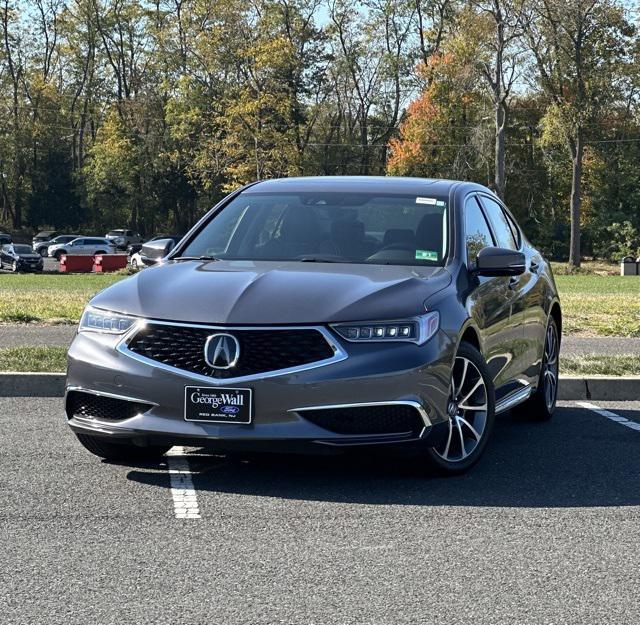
(554, 274, 640, 337)
(0, 265, 639, 337)
(560, 355, 640, 376)
(0, 346, 68, 372)
(0, 272, 125, 323)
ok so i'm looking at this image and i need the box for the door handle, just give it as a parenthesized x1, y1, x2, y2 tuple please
(508, 276, 519, 289)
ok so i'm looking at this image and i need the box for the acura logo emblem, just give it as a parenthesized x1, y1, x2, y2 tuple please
(204, 333, 240, 369)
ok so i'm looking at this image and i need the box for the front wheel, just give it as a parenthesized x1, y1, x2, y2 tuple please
(75, 433, 172, 461)
(423, 342, 496, 475)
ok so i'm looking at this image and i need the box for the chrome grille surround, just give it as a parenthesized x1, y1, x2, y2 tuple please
(117, 320, 347, 385)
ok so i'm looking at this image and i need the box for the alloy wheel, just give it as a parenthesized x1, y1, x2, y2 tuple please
(542, 323, 559, 411)
(433, 356, 489, 463)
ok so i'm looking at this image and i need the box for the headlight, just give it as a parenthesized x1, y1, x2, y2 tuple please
(331, 311, 439, 345)
(79, 306, 138, 334)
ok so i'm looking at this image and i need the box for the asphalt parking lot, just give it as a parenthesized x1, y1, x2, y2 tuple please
(2, 398, 640, 625)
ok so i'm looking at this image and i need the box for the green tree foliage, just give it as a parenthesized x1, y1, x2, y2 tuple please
(0, 0, 637, 261)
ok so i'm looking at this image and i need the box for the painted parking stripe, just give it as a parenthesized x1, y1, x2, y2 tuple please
(166, 446, 201, 519)
(576, 402, 640, 431)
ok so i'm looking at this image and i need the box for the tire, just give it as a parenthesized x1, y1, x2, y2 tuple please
(131, 258, 138, 270)
(39, 248, 47, 257)
(96, 250, 106, 255)
(54, 250, 65, 261)
(75, 433, 172, 461)
(516, 316, 559, 421)
(11, 261, 18, 273)
(422, 341, 496, 475)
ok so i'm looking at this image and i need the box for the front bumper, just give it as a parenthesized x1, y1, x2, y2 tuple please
(65, 324, 453, 450)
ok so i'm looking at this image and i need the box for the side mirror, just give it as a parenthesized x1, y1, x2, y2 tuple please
(475, 247, 525, 277)
(141, 238, 175, 260)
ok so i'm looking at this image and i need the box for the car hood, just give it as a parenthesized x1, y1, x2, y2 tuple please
(17, 254, 41, 260)
(90, 260, 452, 325)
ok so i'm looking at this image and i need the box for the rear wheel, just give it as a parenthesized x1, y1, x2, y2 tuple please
(54, 250, 65, 261)
(516, 316, 559, 421)
(75, 433, 172, 461)
(39, 248, 47, 257)
(423, 342, 495, 475)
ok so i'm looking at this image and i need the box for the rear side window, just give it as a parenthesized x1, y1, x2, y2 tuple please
(464, 197, 495, 262)
(479, 196, 518, 250)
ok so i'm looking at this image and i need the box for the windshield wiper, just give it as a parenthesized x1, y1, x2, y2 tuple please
(172, 255, 221, 262)
(298, 257, 340, 263)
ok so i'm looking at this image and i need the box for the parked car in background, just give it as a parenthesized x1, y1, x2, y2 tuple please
(105, 229, 142, 250)
(49, 237, 116, 261)
(127, 234, 174, 256)
(1, 243, 44, 272)
(138, 235, 183, 267)
(129, 250, 144, 271)
(130, 236, 183, 270)
(32, 230, 57, 250)
(34, 234, 81, 257)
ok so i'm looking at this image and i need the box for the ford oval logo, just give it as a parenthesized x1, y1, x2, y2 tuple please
(204, 333, 240, 369)
(220, 405, 240, 415)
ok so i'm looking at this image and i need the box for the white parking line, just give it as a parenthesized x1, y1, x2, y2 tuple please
(166, 446, 201, 519)
(576, 402, 640, 431)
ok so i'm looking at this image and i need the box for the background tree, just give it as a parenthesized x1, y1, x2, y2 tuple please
(522, 0, 636, 267)
(0, 0, 637, 263)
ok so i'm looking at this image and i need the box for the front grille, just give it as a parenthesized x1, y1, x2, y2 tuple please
(299, 404, 424, 436)
(66, 390, 152, 422)
(126, 324, 335, 379)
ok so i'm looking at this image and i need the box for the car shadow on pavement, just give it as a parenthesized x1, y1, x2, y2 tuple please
(125, 406, 640, 508)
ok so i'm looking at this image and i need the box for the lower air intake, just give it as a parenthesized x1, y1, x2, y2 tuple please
(298, 404, 424, 436)
(66, 390, 152, 422)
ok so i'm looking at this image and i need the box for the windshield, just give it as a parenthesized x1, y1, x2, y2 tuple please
(13, 245, 33, 254)
(179, 192, 449, 266)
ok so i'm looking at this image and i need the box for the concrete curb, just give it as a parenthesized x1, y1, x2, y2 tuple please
(0, 372, 66, 397)
(0, 372, 638, 401)
(557, 376, 640, 401)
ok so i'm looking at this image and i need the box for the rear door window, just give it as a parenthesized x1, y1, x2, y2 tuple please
(479, 196, 518, 250)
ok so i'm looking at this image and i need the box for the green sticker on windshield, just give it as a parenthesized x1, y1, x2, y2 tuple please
(416, 249, 438, 261)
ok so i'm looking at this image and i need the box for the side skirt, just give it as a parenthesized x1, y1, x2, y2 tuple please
(495, 384, 533, 414)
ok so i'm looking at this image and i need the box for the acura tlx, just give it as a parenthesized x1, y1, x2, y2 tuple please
(65, 176, 561, 474)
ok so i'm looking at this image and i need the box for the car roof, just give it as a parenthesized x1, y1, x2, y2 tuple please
(242, 176, 487, 197)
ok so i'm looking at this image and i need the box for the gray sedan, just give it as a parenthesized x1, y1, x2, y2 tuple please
(65, 176, 561, 475)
